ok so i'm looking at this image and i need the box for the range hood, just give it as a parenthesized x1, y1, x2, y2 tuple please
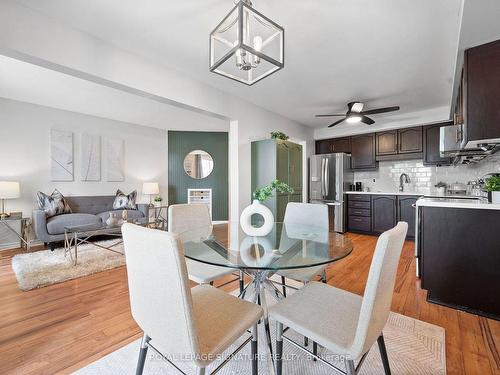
(440, 124, 500, 164)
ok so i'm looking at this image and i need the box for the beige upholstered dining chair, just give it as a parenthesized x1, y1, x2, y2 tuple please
(277, 202, 329, 295)
(168, 204, 242, 290)
(270, 222, 408, 375)
(122, 223, 263, 375)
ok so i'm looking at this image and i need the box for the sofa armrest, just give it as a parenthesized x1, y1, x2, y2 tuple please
(33, 209, 50, 242)
(137, 204, 150, 220)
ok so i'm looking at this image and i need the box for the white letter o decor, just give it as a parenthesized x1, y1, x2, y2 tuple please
(240, 200, 274, 237)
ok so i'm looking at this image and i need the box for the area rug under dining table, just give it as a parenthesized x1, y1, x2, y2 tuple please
(76, 287, 446, 375)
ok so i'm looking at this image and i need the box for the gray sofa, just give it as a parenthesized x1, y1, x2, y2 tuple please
(33, 195, 149, 250)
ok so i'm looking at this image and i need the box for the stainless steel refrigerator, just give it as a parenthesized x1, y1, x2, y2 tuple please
(309, 153, 353, 233)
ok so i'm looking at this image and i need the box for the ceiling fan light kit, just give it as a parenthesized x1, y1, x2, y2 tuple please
(346, 115, 362, 123)
(209, 0, 284, 85)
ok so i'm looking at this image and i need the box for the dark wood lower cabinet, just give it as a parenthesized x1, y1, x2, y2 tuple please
(371, 195, 397, 234)
(397, 196, 418, 239)
(347, 194, 418, 239)
(348, 215, 371, 232)
(419, 206, 500, 320)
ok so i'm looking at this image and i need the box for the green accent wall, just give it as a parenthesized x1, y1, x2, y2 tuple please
(168, 131, 228, 221)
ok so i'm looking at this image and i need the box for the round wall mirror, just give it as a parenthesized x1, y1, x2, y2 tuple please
(183, 150, 214, 179)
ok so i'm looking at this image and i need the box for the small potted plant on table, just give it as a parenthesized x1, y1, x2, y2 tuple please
(153, 196, 163, 208)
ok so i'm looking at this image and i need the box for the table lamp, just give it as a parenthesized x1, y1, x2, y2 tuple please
(142, 182, 159, 207)
(0, 181, 20, 219)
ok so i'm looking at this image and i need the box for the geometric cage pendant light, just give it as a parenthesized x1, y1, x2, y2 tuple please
(209, 0, 284, 85)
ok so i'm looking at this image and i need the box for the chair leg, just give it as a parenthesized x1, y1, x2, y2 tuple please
(313, 341, 318, 361)
(251, 323, 258, 375)
(322, 270, 327, 283)
(377, 334, 392, 375)
(304, 336, 309, 346)
(276, 322, 284, 375)
(281, 276, 287, 297)
(346, 359, 356, 375)
(136, 333, 150, 375)
(239, 270, 244, 294)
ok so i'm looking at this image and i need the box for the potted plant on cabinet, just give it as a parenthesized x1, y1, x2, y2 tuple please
(484, 175, 500, 203)
(270, 131, 289, 141)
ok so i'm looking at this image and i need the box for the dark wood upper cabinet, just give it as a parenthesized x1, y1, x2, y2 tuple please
(465, 39, 500, 142)
(376, 130, 398, 155)
(331, 137, 351, 153)
(423, 122, 452, 166)
(397, 196, 418, 239)
(316, 139, 333, 154)
(398, 126, 423, 154)
(315, 137, 350, 154)
(371, 195, 397, 234)
(351, 134, 377, 170)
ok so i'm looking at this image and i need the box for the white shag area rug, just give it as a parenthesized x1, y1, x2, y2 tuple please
(76, 287, 446, 375)
(11, 240, 125, 291)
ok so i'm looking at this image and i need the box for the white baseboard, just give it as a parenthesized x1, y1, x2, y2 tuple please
(213, 220, 229, 225)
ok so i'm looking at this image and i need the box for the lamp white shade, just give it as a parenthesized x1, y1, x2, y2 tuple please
(0, 181, 20, 199)
(142, 182, 159, 195)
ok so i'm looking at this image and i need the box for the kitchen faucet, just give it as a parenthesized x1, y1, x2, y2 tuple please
(399, 173, 411, 192)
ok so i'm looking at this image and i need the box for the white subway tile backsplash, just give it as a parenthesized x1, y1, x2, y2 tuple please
(353, 154, 500, 193)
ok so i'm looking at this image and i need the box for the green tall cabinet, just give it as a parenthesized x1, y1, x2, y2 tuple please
(251, 139, 303, 222)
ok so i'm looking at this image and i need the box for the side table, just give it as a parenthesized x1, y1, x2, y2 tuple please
(0, 212, 32, 250)
(148, 205, 168, 230)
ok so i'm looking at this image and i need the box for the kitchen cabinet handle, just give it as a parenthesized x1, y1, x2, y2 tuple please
(353, 218, 362, 222)
(411, 203, 416, 208)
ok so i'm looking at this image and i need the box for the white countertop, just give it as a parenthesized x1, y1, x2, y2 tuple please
(416, 197, 500, 210)
(345, 191, 424, 196)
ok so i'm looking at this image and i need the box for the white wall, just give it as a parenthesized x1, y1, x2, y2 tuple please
(0, 97, 172, 216)
(0, 0, 314, 220)
(0, 97, 234, 249)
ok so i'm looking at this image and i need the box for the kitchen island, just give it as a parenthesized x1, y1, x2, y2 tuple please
(416, 197, 500, 320)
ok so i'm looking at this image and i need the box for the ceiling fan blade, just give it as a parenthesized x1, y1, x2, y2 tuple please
(315, 114, 346, 117)
(360, 106, 400, 115)
(328, 118, 346, 127)
(360, 115, 375, 125)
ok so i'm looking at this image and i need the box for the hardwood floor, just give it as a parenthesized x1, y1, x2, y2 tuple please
(0, 230, 499, 374)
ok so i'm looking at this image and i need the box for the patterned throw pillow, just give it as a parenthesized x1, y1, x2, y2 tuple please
(36, 189, 73, 218)
(113, 189, 137, 210)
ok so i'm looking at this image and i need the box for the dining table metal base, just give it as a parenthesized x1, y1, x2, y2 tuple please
(237, 270, 286, 375)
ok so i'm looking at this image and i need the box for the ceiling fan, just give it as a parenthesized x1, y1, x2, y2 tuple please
(315, 102, 400, 127)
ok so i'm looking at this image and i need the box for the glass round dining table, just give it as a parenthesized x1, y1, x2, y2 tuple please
(178, 221, 353, 371)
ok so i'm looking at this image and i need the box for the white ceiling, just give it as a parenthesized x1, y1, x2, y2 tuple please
(13, 0, 466, 129)
(0, 55, 229, 131)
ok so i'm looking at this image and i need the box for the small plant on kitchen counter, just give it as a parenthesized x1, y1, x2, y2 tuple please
(253, 179, 294, 202)
(484, 175, 500, 192)
(270, 131, 289, 141)
(154, 196, 163, 202)
(485, 175, 500, 203)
